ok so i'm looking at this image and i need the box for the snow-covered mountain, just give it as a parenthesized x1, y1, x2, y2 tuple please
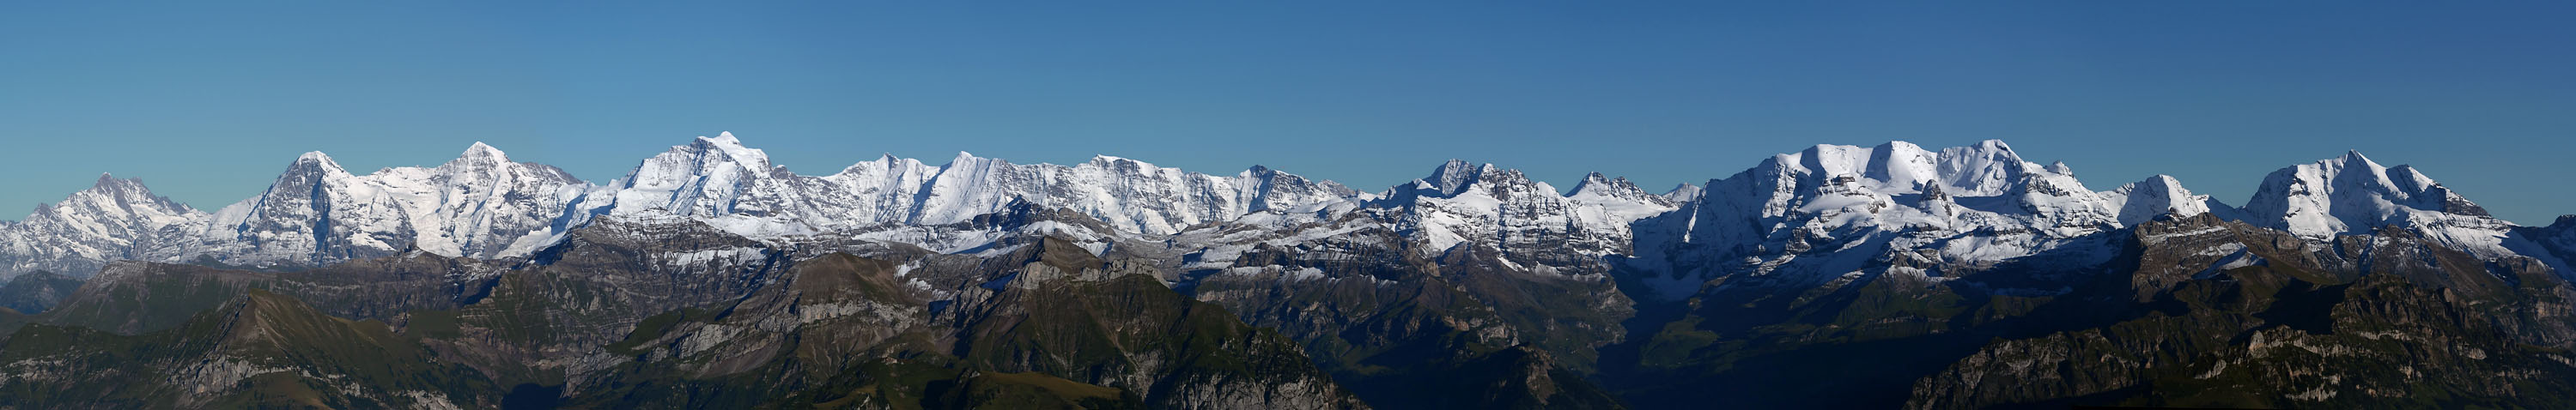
(0, 133, 1366, 280)
(1622, 141, 2223, 298)
(1157, 159, 1682, 289)
(2236, 150, 2539, 262)
(197, 143, 594, 268)
(1617, 142, 2571, 301)
(2102, 174, 2234, 226)
(13, 133, 2576, 410)
(2242, 151, 2492, 237)
(0, 175, 210, 276)
(3, 134, 2569, 288)
(513, 133, 1364, 255)
(1373, 160, 1679, 262)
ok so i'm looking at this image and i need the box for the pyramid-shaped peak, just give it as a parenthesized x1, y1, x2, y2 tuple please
(1569, 172, 1659, 201)
(78, 172, 155, 196)
(2142, 174, 2184, 187)
(674, 132, 769, 166)
(1435, 159, 1479, 171)
(2107, 174, 2215, 226)
(2286, 149, 2436, 190)
(2320, 149, 2394, 173)
(1662, 183, 1704, 202)
(2111, 174, 2192, 195)
(833, 153, 920, 176)
(463, 142, 507, 158)
(445, 142, 513, 167)
(287, 151, 349, 177)
(76, 172, 155, 200)
(1568, 172, 1617, 190)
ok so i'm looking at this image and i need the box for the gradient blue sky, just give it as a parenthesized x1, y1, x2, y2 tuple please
(3, 2, 2571, 224)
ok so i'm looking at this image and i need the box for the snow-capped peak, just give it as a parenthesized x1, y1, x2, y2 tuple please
(2243, 150, 2494, 238)
(1424, 160, 1492, 196)
(57, 174, 197, 217)
(1625, 139, 2136, 296)
(1938, 139, 2031, 195)
(438, 142, 518, 173)
(2103, 174, 2221, 226)
(1753, 139, 2037, 197)
(460, 142, 508, 162)
(291, 151, 349, 176)
(0, 173, 211, 278)
(1346, 160, 1677, 261)
(587, 133, 1364, 242)
(610, 133, 794, 220)
(1661, 183, 1703, 203)
(1568, 172, 1618, 196)
(87, 173, 143, 196)
(1568, 172, 1673, 207)
(686, 132, 771, 171)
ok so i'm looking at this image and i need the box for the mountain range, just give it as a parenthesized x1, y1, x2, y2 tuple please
(3, 133, 2573, 409)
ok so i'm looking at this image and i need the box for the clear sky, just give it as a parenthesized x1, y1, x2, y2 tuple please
(2, 2, 2570, 224)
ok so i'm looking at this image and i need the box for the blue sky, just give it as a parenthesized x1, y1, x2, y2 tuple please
(2, 2, 2570, 224)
